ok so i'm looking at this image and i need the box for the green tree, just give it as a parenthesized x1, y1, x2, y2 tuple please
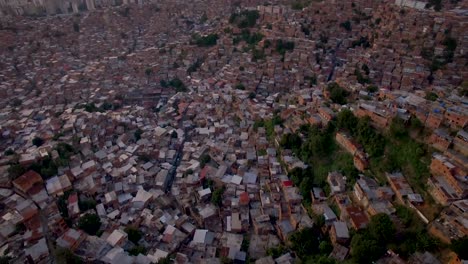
(128, 245, 147, 256)
(235, 83, 245, 90)
(389, 117, 408, 139)
(169, 77, 187, 92)
(289, 227, 320, 259)
(366, 85, 378, 93)
(32, 137, 44, 147)
(200, 154, 211, 167)
(78, 198, 97, 211)
(191, 33, 219, 47)
(157, 256, 172, 264)
(55, 247, 82, 264)
(369, 213, 395, 242)
(266, 245, 288, 258)
(211, 187, 225, 206)
(7, 164, 26, 180)
(340, 20, 352, 31)
(125, 227, 142, 244)
(350, 233, 385, 264)
(327, 82, 350, 105)
(425, 92, 438, 101)
(336, 109, 358, 134)
(145, 68, 153, 76)
(451, 237, 468, 260)
(134, 129, 143, 141)
(78, 214, 101, 235)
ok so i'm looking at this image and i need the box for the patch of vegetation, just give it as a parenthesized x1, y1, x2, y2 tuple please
(29, 157, 58, 179)
(327, 82, 350, 105)
(128, 245, 147, 256)
(304, 75, 317, 86)
(235, 83, 245, 90)
(233, 29, 264, 46)
(165, 77, 187, 92)
(425, 92, 438, 101)
(366, 85, 378, 93)
(78, 197, 97, 212)
(275, 39, 295, 55)
(251, 48, 266, 61)
(4, 149, 15, 156)
(253, 113, 283, 140)
(211, 186, 225, 206)
(282, 123, 359, 196)
(55, 247, 82, 264)
(187, 59, 203, 74)
(134, 129, 143, 141)
(451, 237, 468, 260)
(266, 244, 288, 258)
(291, 0, 312, 10)
(191, 33, 219, 47)
(355, 67, 370, 84)
(229, 10, 260, 28)
(78, 213, 101, 236)
(351, 36, 371, 49)
(340, 20, 352, 31)
(426, 0, 442, 11)
(125, 227, 143, 244)
(200, 154, 211, 168)
(32, 137, 44, 147)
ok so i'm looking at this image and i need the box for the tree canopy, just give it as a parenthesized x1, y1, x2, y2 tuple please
(78, 213, 101, 236)
(125, 227, 142, 245)
(327, 82, 350, 105)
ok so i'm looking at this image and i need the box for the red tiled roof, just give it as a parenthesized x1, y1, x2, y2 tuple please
(13, 170, 43, 193)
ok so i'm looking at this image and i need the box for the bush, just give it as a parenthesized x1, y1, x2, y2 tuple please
(235, 83, 245, 90)
(128, 245, 147, 256)
(289, 227, 320, 259)
(55, 247, 82, 264)
(211, 187, 225, 206)
(327, 82, 350, 105)
(78, 214, 101, 235)
(134, 129, 143, 141)
(340, 21, 352, 31)
(276, 39, 295, 55)
(229, 10, 259, 28)
(191, 33, 219, 47)
(451, 237, 468, 260)
(169, 77, 187, 92)
(4, 149, 15, 156)
(366, 85, 378, 93)
(32, 137, 44, 147)
(200, 154, 211, 167)
(125, 227, 142, 244)
(425, 92, 438, 101)
(350, 233, 385, 264)
(369, 213, 395, 242)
